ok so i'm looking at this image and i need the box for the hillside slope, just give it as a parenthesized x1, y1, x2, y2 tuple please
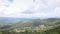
(43, 25, 60, 34)
(11, 18, 60, 28)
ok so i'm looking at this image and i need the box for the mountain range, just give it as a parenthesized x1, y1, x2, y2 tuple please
(0, 17, 36, 24)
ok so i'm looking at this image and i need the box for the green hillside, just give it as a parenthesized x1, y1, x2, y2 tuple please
(1, 24, 60, 34)
(42, 25, 60, 34)
(11, 18, 60, 28)
(0, 18, 60, 34)
(0, 18, 60, 30)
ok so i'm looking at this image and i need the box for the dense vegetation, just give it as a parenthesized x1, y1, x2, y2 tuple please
(42, 25, 60, 34)
(0, 18, 60, 34)
(0, 25, 60, 34)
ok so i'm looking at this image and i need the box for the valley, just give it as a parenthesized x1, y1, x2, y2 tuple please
(0, 18, 60, 34)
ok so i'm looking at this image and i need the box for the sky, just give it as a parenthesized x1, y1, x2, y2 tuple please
(0, 0, 60, 18)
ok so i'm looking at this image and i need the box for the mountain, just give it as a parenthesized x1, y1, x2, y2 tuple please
(0, 17, 35, 24)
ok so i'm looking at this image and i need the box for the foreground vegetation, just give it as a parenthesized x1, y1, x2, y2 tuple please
(0, 25, 60, 34)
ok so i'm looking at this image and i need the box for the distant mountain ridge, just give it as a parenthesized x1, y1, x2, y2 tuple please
(0, 17, 39, 24)
(0, 17, 60, 24)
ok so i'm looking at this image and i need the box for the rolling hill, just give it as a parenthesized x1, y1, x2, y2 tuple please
(0, 18, 60, 30)
(11, 18, 60, 28)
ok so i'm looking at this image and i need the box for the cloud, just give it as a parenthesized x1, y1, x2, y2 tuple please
(54, 7, 60, 16)
(22, 10, 35, 14)
(0, 0, 60, 18)
(47, 0, 60, 8)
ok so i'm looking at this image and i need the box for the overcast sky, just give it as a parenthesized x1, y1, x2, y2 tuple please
(0, 0, 60, 18)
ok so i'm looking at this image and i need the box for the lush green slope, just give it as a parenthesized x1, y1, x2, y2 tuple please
(1, 25, 60, 34)
(0, 18, 60, 30)
(0, 18, 60, 34)
(11, 18, 60, 28)
(42, 25, 60, 34)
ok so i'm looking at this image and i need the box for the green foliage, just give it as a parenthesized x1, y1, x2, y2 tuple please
(0, 25, 60, 34)
(42, 25, 60, 34)
(0, 32, 2, 34)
